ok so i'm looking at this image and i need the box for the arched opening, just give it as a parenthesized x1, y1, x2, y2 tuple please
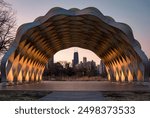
(43, 47, 103, 81)
(1, 7, 149, 86)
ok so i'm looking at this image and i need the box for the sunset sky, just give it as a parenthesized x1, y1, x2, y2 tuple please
(5, 0, 150, 64)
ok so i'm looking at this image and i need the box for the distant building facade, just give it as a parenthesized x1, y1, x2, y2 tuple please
(75, 57, 97, 76)
(83, 57, 87, 63)
(47, 56, 54, 69)
(44, 56, 54, 76)
(99, 60, 107, 77)
(73, 51, 79, 67)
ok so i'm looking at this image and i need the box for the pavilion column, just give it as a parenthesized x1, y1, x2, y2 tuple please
(124, 69, 128, 82)
(133, 74, 137, 82)
(119, 71, 122, 82)
(110, 71, 116, 82)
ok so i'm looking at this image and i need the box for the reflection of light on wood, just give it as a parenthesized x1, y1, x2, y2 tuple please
(26, 72, 29, 82)
(105, 66, 111, 80)
(18, 70, 22, 82)
(36, 73, 39, 81)
(128, 70, 133, 82)
(39, 74, 42, 81)
(107, 73, 111, 81)
(40, 67, 45, 81)
(7, 68, 13, 82)
(31, 73, 34, 81)
(121, 71, 125, 82)
(108, 57, 143, 82)
(116, 72, 119, 81)
(137, 69, 143, 81)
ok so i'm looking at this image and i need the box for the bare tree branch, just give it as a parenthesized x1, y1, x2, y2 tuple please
(0, 0, 16, 55)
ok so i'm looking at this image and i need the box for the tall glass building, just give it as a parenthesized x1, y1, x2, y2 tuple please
(73, 51, 79, 67)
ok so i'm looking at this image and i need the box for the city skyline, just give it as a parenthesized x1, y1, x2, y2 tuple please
(54, 47, 100, 65)
(5, 0, 150, 64)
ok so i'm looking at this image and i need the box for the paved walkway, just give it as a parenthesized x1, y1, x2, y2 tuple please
(1, 81, 150, 91)
(39, 91, 105, 101)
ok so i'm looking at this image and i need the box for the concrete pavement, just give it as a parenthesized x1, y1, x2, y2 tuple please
(39, 91, 105, 101)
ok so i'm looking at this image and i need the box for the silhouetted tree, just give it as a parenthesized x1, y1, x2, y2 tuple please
(0, 0, 16, 54)
(66, 67, 75, 76)
(53, 62, 63, 76)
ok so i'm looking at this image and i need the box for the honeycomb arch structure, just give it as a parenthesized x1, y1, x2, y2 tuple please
(1, 7, 149, 86)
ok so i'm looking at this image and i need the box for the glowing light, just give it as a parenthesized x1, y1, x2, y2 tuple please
(18, 70, 22, 82)
(116, 72, 119, 81)
(121, 71, 125, 82)
(137, 69, 143, 81)
(25, 72, 29, 82)
(107, 72, 111, 81)
(128, 69, 133, 82)
(31, 73, 35, 81)
(7, 68, 13, 82)
(36, 73, 39, 81)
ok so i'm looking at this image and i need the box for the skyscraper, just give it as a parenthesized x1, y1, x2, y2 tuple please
(99, 60, 107, 76)
(83, 57, 87, 64)
(45, 56, 54, 69)
(73, 51, 79, 67)
(48, 56, 54, 69)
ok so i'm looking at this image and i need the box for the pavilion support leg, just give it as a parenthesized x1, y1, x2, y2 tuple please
(110, 73, 116, 82)
(119, 73, 122, 82)
(133, 74, 137, 82)
(13, 76, 18, 85)
(22, 75, 26, 84)
(125, 76, 128, 82)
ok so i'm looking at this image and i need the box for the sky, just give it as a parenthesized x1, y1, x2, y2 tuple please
(5, 0, 150, 64)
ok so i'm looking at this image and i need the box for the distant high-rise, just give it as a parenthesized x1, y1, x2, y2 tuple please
(99, 60, 107, 76)
(73, 51, 79, 67)
(83, 57, 87, 64)
(47, 56, 54, 69)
